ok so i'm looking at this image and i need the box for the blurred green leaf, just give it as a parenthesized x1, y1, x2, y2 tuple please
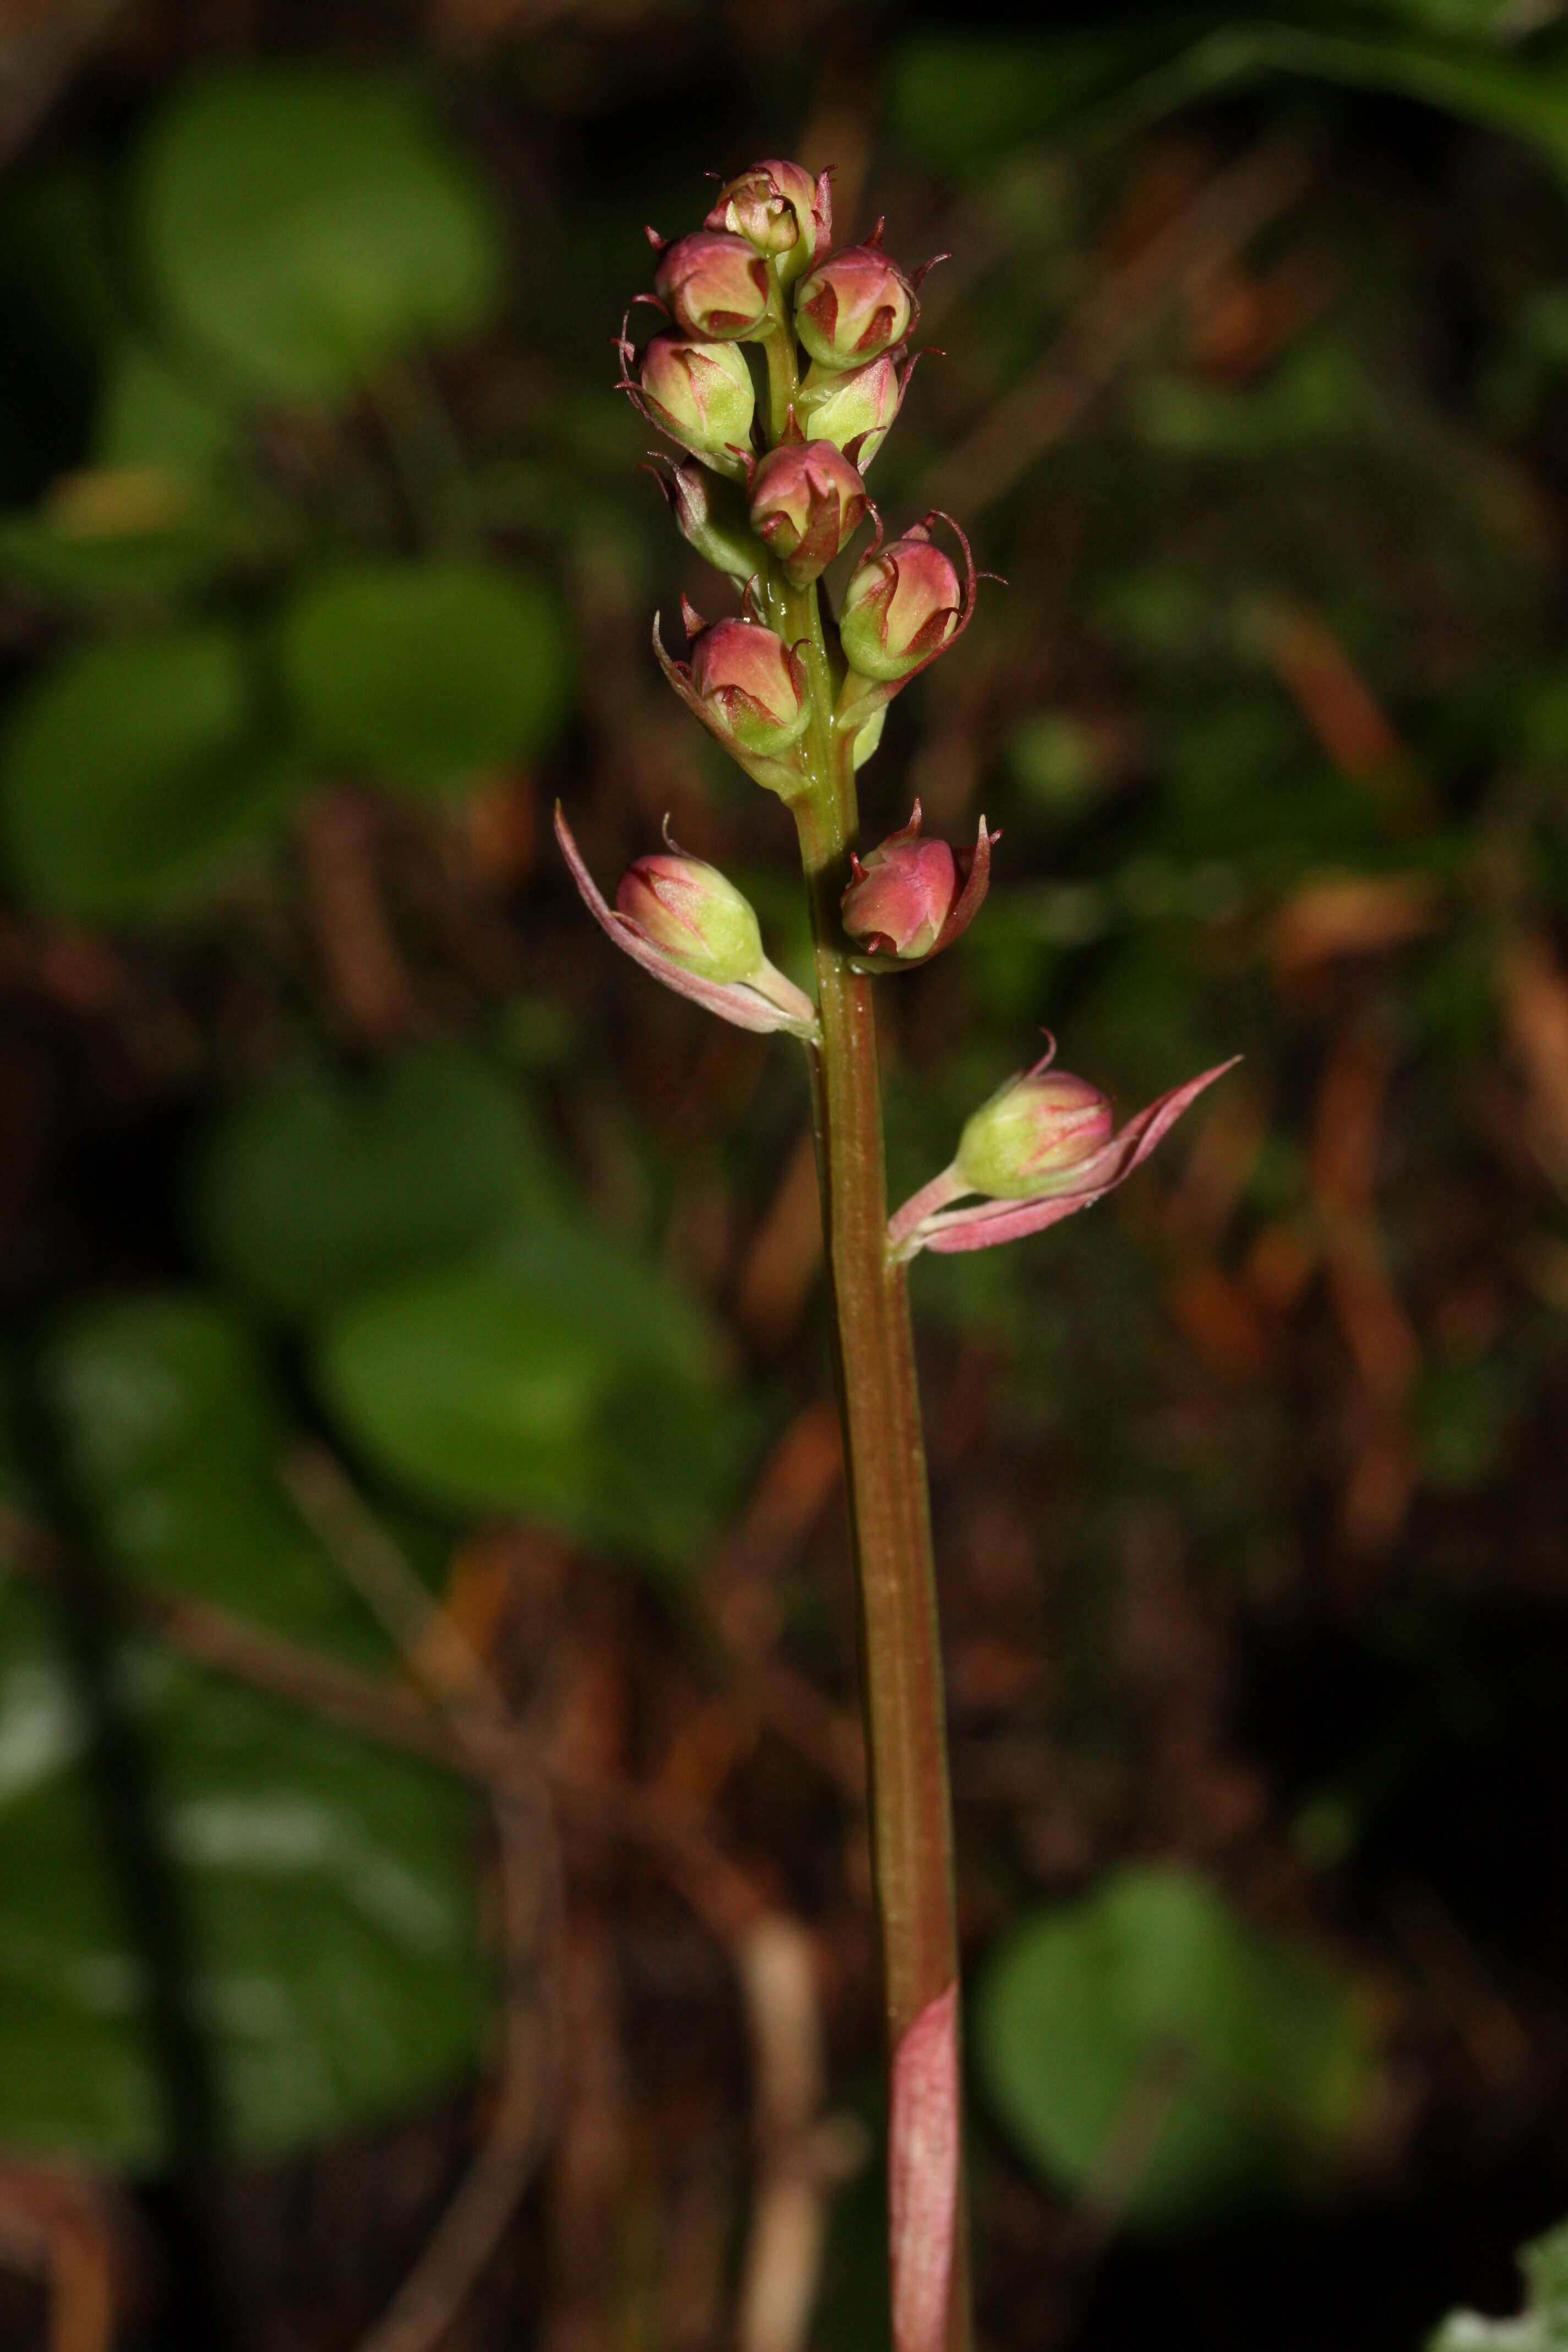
(42, 1291, 385, 1668)
(315, 1227, 742, 1572)
(93, 342, 237, 477)
(0, 1576, 486, 2165)
(135, 68, 504, 403)
(1431, 2219, 1568, 2349)
(889, 19, 1568, 184)
(277, 558, 569, 799)
(195, 1045, 567, 1325)
(974, 1864, 1379, 2224)
(888, 31, 1151, 173)
(0, 627, 304, 920)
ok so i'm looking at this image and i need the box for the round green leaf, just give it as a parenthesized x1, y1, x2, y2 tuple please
(315, 1233, 742, 1571)
(194, 1046, 566, 1324)
(974, 1865, 1378, 2225)
(135, 68, 504, 402)
(0, 1578, 488, 2166)
(277, 558, 569, 797)
(0, 627, 303, 920)
(42, 1291, 385, 1668)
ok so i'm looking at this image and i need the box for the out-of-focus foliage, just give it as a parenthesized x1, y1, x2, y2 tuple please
(0, 1576, 486, 2165)
(277, 560, 569, 799)
(973, 1865, 1379, 2224)
(136, 68, 504, 401)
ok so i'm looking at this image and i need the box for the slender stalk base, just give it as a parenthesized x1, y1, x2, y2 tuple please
(759, 289, 970, 2350)
(792, 796, 972, 2352)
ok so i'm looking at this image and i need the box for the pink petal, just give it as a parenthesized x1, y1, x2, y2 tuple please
(915, 1057, 1240, 1255)
(554, 804, 818, 1038)
(889, 1982, 960, 2352)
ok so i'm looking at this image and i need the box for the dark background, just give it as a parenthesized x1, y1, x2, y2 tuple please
(4, 2, 1568, 2348)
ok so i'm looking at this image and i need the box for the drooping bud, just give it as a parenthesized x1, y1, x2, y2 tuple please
(796, 352, 905, 471)
(639, 337, 755, 472)
(839, 526, 962, 682)
(655, 231, 771, 340)
(954, 1069, 1114, 1200)
(795, 239, 914, 369)
(748, 438, 868, 587)
(616, 851, 765, 983)
(689, 616, 810, 756)
(842, 824, 956, 961)
(705, 161, 830, 286)
(662, 460, 766, 581)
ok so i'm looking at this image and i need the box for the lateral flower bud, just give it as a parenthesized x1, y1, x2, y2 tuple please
(655, 231, 771, 340)
(705, 161, 830, 286)
(887, 1047, 1242, 1260)
(556, 805, 818, 1041)
(844, 830, 954, 961)
(639, 336, 755, 471)
(840, 525, 962, 682)
(616, 851, 765, 983)
(841, 803, 997, 967)
(690, 616, 810, 756)
(748, 439, 868, 587)
(795, 238, 914, 368)
(796, 352, 905, 471)
(662, 460, 766, 580)
(955, 1069, 1114, 1200)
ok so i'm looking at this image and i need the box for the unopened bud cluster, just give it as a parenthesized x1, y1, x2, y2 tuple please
(622, 160, 990, 970)
(570, 161, 1233, 1261)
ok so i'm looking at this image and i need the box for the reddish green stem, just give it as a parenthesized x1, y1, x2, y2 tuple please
(784, 600, 971, 2352)
(761, 285, 969, 2346)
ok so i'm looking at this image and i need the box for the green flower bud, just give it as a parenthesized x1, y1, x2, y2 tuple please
(839, 527, 962, 683)
(639, 336, 755, 471)
(955, 1070, 1113, 1199)
(665, 461, 766, 581)
(705, 161, 830, 287)
(616, 852, 766, 982)
(796, 352, 905, 470)
(795, 240, 913, 369)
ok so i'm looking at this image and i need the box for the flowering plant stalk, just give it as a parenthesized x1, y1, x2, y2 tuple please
(559, 160, 1235, 2352)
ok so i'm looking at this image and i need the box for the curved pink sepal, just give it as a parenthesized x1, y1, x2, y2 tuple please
(897, 1057, 1241, 1257)
(554, 804, 819, 1039)
(890, 1981, 960, 2352)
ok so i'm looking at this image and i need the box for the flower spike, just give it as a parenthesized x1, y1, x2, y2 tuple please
(889, 1053, 1241, 1260)
(554, 804, 818, 1040)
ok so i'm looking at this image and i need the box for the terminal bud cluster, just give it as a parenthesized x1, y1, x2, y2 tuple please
(576, 160, 1232, 1249)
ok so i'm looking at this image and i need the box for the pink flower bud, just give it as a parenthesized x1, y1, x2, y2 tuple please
(839, 527, 962, 682)
(639, 336, 755, 470)
(955, 1069, 1114, 1200)
(705, 160, 830, 286)
(794, 239, 913, 368)
(689, 616, 810, 756)
(748, 438, 868, 587)
(655, 231, 771, 340)
(616, 851, 765, 983)
(797, 351, 905, 470)
(839, 803, 996, 966)
(842, 831, 956, 961)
